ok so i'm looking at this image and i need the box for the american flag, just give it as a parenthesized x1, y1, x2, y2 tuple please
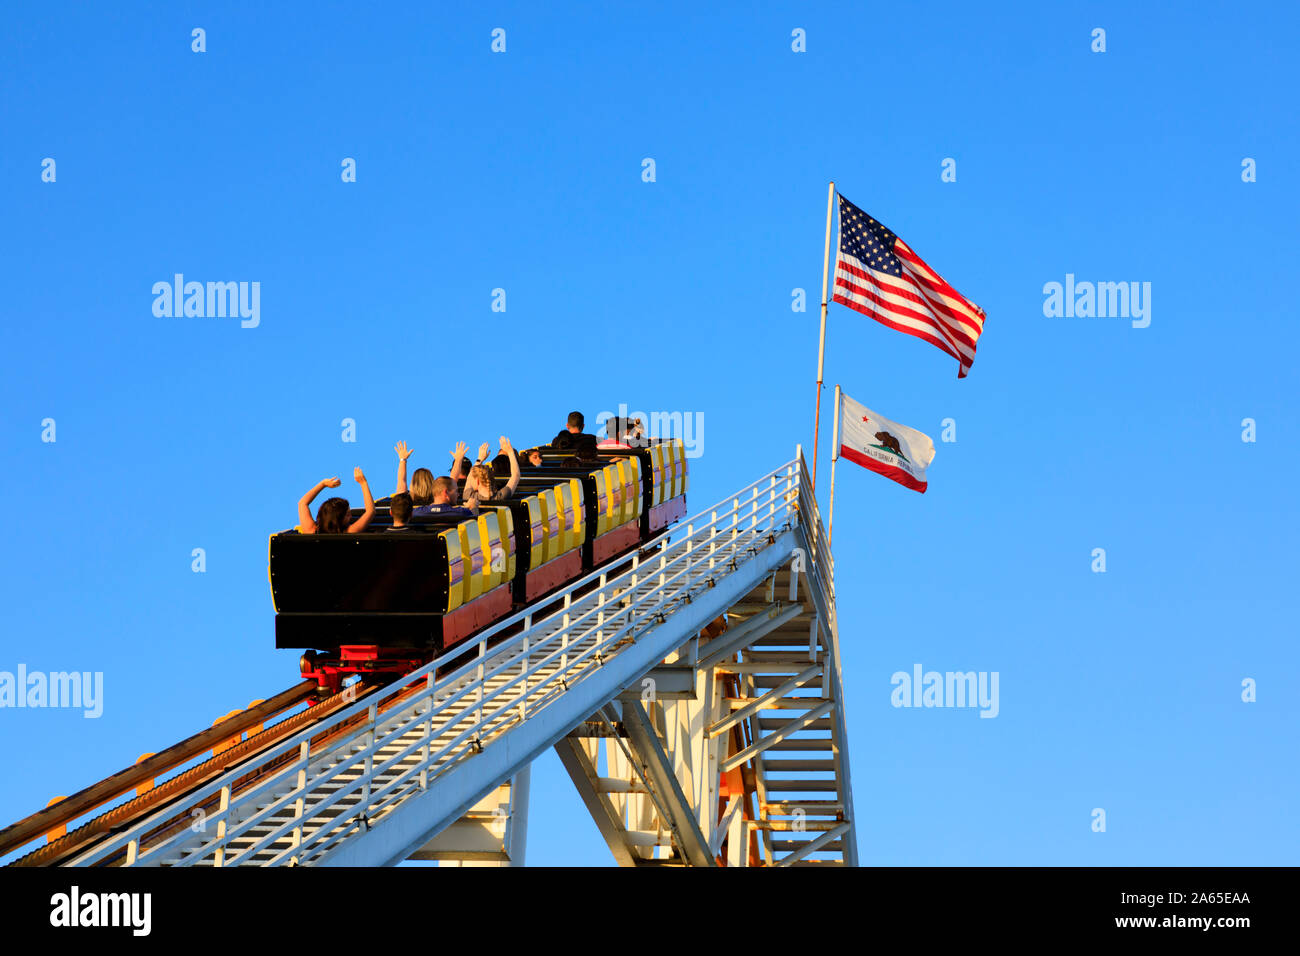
(832, 194, 986, 378)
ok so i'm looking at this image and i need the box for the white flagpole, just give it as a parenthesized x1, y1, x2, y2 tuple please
(811, 180, 835, 491)
(828, 384, 841, 547)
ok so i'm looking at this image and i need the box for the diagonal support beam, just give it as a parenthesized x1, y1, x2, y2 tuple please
(615, 699, 717, 867)
(719, 700, 835, 773)
(697, 603, 805, 671)
(711, 794, 743, 858)
(775, 821, 851, 866)
(707, 663, 823, 740)
(554, 736, 638, 867)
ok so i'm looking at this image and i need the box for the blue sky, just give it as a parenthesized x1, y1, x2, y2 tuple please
(1, 1, 1296, 866)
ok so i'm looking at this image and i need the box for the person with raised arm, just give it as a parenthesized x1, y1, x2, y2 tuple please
(394, 440, 438, 509)
(463, 436, 521, 509)
(397, 440, 458, 507)
(393, 440, 414, 495)
(450, 439, 489, 478)
(447, 440, 472, 504)
(297, 468, 375, 534)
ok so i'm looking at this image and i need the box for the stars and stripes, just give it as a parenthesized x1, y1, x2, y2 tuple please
(831, 194, 986, 378)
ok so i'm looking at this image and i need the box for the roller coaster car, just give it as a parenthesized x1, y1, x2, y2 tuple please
(268, 438, 688, 697)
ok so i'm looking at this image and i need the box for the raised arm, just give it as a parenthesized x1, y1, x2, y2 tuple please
(347, 467, 376, 532)
(394, 441, 413, 495)
(476, 442, 490, 467)
(449, 441, 469, 482)
(298, 477, 341, 533)
(499, 436, 521, 494)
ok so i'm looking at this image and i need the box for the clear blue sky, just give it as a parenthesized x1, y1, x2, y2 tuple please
(1, 1, 1296, 866)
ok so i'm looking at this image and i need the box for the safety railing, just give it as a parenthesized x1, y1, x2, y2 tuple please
(71, 457, 808, 867)
(794, 451, 837, 636)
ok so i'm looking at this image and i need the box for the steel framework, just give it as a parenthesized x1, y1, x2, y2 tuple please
(38, 451, 853, 868)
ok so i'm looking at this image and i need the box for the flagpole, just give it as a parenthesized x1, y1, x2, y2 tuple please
(828, 384, 841, 547)
(811, 180, 835, 491)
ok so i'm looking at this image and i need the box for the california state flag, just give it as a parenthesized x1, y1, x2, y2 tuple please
(837, 392, 936, 494)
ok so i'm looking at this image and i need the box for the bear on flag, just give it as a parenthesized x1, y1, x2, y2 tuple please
(837, 392, 936, 494)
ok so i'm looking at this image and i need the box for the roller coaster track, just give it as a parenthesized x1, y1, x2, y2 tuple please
(2, 452, 855, 867)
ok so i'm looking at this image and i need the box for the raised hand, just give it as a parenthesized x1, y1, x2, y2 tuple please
(499, 435, 513, 453)
(323, 476, 342, 488)
(477, 442, 490, 462)
(395, 441, 413, 461)
(450, 441, 468, 460)
(353, 467, 367, 484)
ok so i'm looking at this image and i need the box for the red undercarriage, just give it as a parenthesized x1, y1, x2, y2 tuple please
(299, 582, 515, 697)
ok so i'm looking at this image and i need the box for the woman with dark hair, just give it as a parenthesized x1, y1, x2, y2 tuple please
(297, 467, 375, 534)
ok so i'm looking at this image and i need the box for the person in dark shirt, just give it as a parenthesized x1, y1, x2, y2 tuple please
(386, 492, 417, 532)
(552, 411, 598, 454)
(413, 476, 475, 518)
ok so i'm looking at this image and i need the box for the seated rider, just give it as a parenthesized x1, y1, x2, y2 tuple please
(414, 477, 475, 518)
(449, 440, 490, 504)
(598, 415, 633, 450)
(386, 492, 417, 531)
(395, 440, 467, 508)
(297, 468, 375, 534)
(462, 436, 521, 509)
(552, 411, 598, 455)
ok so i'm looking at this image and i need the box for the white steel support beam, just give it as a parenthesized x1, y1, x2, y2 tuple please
(554, 735, 639, 867)
(615, 698, 716, 867)
(503, 764, 529, 866)
(711, 795, 742, 857)
(405, 766, 530, 866)
(620, 665, 697, 700)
